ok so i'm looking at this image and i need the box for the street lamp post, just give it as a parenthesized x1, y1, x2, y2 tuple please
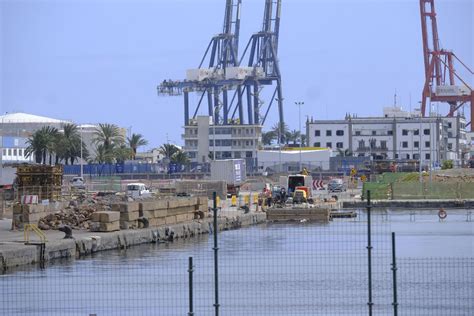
(80, 125, 83, 178)
(295, 101, 304, 171)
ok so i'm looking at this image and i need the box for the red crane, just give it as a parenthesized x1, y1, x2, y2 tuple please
(420, 0, 474, 131)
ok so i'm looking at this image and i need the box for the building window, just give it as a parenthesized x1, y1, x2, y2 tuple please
(414, 129, 419, 136)
(336, 142, 343, 148)
(380, 141, 387, 149)
(413, 154, 420, 160)
(402, 129, 408, 136)
(314, 130, 320, 137)
(223, 152, 232, 158)
(19, 149, 23, 157)
(423, 129, 430, 135)
(314, 142, 321, 147)
(395, 154, 399, 159)
(326, 130, 332, 136)
(372, 131, 376, 136)
(387, 130, 393, 136)
(402, 141, 408, 148)
(425, 153, 431, 160)
(414, 141, 419, 148)
(234, 152, 241, 158)
(336, 130, 344, 136)
(447, 143, 453, 150)
(425, 141, 430, 148)
(246, 151, 253, 158)
(13, 149, 17, 156)
(2, 149, 5, 155)
(406, 154, 410, 159)
(326, 142, 332, 148)
(355, 131, 361, 136)
(8, 149, 12, 156)
(358, 140, 365, 149)
(369, 139, 376, 149)
(448, 122, 452, 128)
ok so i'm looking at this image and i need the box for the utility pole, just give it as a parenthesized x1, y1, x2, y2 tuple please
(80, 125, 83, 178)
(295, 101, 304, 171)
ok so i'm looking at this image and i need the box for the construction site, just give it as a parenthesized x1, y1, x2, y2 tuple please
(1, 0, 473, 315)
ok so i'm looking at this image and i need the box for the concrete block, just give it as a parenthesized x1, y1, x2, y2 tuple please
(90, 221, 120, 232)
(139, 201, 156, 212)
(176, 214, 189, 223)
(91, 211, 120, 223)
(120, 211, 139, 221)
(112, 202, 140, 213)
(148, 217, 166, 227)
(154, 200, 168, 210)
(167, 206, 194, 216)
(120, 220, 138, 230)
(165, 215, 177, 225)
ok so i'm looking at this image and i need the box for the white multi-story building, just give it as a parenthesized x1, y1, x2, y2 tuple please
(307, 107, 468, 166)
(182, 116, 262, 170)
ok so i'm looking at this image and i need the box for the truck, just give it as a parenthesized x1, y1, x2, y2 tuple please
(210, 159, 246, 197)
(279, 173, 314, 203)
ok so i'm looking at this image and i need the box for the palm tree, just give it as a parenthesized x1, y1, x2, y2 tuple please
(171, 150, 189, 164)
(261, 131, 276, 146)
(92, 144, 114, 164)
(127, 133, 148, 160)
(25, 126, 59, 164)
(114, 145, 133, 163)
(59, 123, 88, 165)
(93, 123, 124, 151)
(336, 148, 353, 157)
(288, 129, 301, 145)
(159, 143, 180, 160)
(272, 122, 289, 144)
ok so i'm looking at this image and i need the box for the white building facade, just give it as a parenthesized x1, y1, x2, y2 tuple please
(182, 116, 262, 170)
(307, 110, 468, 166)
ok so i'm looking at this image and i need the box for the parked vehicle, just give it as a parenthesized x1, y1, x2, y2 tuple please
(70, 177, 85, 190)
(327, 179, 346, 193)
(127, 183, 150, 198)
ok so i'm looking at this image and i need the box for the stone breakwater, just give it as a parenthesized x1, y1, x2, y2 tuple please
(0, 212, 267, 273)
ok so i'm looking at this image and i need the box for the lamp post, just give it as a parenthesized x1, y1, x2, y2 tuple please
(80, 124, 83, 178)
(295, 101, 304, 171)
(0, 112, 7, 182)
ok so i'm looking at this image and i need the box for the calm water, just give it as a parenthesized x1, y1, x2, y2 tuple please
(1, 210, 473, 316)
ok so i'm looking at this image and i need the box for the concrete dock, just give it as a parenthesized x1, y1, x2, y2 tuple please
(0, 210, 266, 272)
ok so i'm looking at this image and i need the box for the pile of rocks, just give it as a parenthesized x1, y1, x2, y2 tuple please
(38, 206, 96, 230)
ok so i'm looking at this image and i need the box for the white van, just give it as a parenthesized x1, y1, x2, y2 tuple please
(127, 183, 150, 198)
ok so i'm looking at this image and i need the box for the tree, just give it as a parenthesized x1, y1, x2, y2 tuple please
(25, 126, 59, 164)
(127, 133, 148, 160)
(159, 143, 180, 160)
(288, 129, 301, 145)
(59, 123, 88, 165)
(271, 122, 289, 144)
(92, 144, 114, 164)
(336, 148, 353, 157)
(114, 145, 133, 163)
(93, 123, 124, 151)
(261, 131, 276, 146)
(171, 150, 189, 164)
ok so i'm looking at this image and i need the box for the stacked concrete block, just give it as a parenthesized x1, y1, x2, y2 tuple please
(90, 211, 120, 232)
(167, 197, 197, 223)
(139, 200, 168, 227)
(111, 202, 140, 230)
(12, 204, 50, 229)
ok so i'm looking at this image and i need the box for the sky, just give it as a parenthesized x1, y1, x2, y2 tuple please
(1, 0, 472, 150)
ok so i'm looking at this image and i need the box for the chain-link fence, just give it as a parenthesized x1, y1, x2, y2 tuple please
(1, 197, 472, 315)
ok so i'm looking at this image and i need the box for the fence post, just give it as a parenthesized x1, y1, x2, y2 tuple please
(367, 190, 373, 315)
(391, 232, 398, 316)
(188, 256, 194, 316)
(213, 192, 220, 316)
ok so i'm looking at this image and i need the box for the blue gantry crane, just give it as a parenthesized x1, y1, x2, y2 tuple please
(157, 0, 284, 129)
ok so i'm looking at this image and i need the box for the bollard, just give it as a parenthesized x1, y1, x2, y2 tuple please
(231, 195, 237, 207)
(244, 195, 249, 206)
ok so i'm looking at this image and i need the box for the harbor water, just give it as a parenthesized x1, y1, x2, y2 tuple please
(1, 210, 473, 315)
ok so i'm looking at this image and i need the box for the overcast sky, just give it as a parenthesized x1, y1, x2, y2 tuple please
(1, 0, 472, 150)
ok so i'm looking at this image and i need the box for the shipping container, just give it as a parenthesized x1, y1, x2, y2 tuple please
(210, 159, 246, 186)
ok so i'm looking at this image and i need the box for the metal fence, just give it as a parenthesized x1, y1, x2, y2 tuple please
(363, 181, 474, 200)
(1, 195, 472, 315)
